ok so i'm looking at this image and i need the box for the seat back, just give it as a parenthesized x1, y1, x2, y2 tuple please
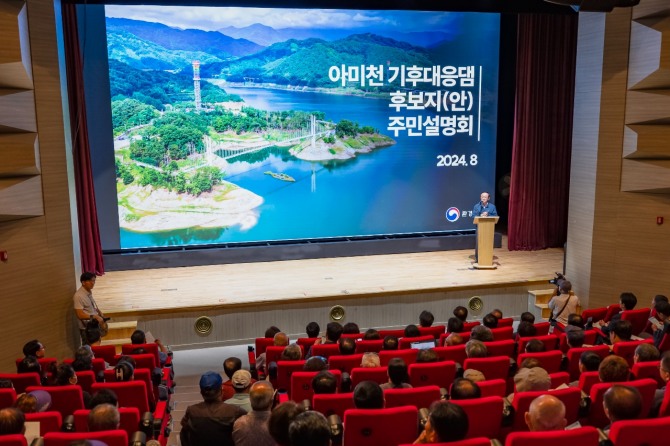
(497, 317, 515, 328)
(533, 322, 551, 336)
(122, 343, 160, 366)
(254, 338, 275, 356)
(621, 308, 651, 335)
(73, 407, 140, 438)
(462, 321, 480, 331)
(290, 370, 341, 402)
(476, 379, 507, 398)
(631, 360, 664, 388)
(0, 435, 27, 446)
(490, 326, 514, 341)
(379, 349, 416, 366)
(603, 304, 621, 322)
(124, 353, 156, 370)
(418, 325, 446, 339)
(312, 392, 355, 419)
(0, 373, 40, 394)
(462, 356, 510, 381)
(399, 335, 435, 350)
(588, 378, 657, 427)
(517, 335, 559, 354)
(608, 416, 670, 446)
(275, 360, 307, 391)
(452, 396, 504, 439)
(296, 337, 318, 349)
(92, 381, 150, 413)
(43, 430, 128, 446)
(483, 340, 516, 358)
(433, 345, 467, 365)
(25, 411, 62, 436)
(558, 330, 598, 353)
(350, 367, 388, 388)
(504, 426, 599, 446)
(0, 388, 16, 409)
(74, 370, 97, 394)
(103, 368, 156, 408)
(91, 345, 117, 365)
(399, 439, 492, 446)
(343, 406, 418, 446)
(549, 371, 570, 388)
(311, 343, 341, 359)
(355, 340, 384, 354)
(377, 329, 405, 338)
(565, 345, 611, 380)
(511, 387, 582, 431)
(328, 354, 363, 374)
(408, 361, 457, 390)
(456, 331, 472, 343)
(25, 385, 84, 418)
(266, 346, 296, 365)
(612, 339, 654, 368)
(577, 371, 601, 394)
(659, 333, 670, 353)
(581, 307, 608, 323)
(383, 385, 441, 409)
(658, 386, 670, 416)
(516, 350, 563, 373)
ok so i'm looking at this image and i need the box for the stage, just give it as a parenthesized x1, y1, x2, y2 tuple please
(94, 241, 564, 349)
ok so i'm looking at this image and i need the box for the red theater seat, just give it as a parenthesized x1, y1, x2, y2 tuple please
(451, 396, 504, 439)
(377, 329, 405, 338)
(433, 345, 467, 365)
(418, 325, 446, 339)
(26, 385, 84, 418)
(549, 371, 570, 388)
(588, 379, 657, 428)
(621, 308, 651, 336)
(311, 343, 341, 359)
(343, 406, 418, 446)
(254, 337, 275, 356)
(329, 354, 363, 374)
(497, 317, 514, 328)
(383, 385, 441, 409)
(296, 337, 318, 349)
(0, 373, 40, 394)
(408, 361, 457, 389)
(577, 371, 600, 394)
(581, 307, 608, 324)
(25, 411, 62, 436)
(74, 370, 96, 394)
(517, 335, 559, 354)
(603, 304, 621, 322)
(354, 340, 384, 354)
(0, 435, 27, 446)
(516, 350, 563, 373)
(565, 345, 610, 381)
(558, 329, 598, 353)
(462, 321, 481, 332)
(91, 345, 117, 365)
(631, 360, 664, 388)
(534, 322, 551, 336)
(275, 360, 306, 391)
(290, 370, 341, 402)
(510, 387, 582, 431)
(312, 392, 355, 419)
(379, 348, 416, 366)
(490, 326, 514, 341)
(0, 388, 16, 409)
(74, 407, 141, 438)
(462, 356, 510, 381)
(483, 340, 516, 358)
(608, 416, 670, 446)
(399, 335, 435, 350)
(504, 426, 599, 446)
(350, 367, 388, 388)
(400, 439, 492, 446)
(476, 379, 507, 398)
(43, 430, 128, 446)
(612, 339, 654, 368)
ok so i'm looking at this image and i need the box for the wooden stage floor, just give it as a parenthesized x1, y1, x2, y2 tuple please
(94, 242, 565, 318)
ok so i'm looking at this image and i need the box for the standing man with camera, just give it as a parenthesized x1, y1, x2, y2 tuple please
(548, 279, 580, 326)
(73, 272, 107, 343)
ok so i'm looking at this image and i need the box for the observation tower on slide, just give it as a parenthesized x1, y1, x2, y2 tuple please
(192, 60, 201, 111)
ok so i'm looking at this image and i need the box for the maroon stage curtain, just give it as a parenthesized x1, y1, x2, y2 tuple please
(508, 13, 578, 251)
(62, 4, 105, 274)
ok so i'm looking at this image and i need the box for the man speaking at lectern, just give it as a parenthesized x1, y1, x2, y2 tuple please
(473, 192, 498, 217)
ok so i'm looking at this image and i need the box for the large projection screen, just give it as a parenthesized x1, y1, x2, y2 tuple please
(101, 6, 500, 250)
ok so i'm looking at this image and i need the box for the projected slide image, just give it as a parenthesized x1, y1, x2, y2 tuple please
(106, 6, 500, 249)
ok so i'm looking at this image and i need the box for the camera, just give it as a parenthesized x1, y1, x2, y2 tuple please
(548, 272, 565, 286)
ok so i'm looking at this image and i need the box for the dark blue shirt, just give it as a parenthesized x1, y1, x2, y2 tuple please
(473, 202, 498, 217)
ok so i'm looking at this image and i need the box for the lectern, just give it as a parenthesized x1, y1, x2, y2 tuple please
(473, 216, 499, 269)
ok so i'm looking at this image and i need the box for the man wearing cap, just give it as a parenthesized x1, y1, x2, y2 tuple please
(180, 371, 246, 446)
(232, 381, 275, 446)
(224, 369, 253, 413)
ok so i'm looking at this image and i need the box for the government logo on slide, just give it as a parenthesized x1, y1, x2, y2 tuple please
(446, 207, 460, 222)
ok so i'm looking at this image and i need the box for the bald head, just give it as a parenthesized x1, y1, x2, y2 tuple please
(524, 395, 567, 432)
(249, 381, 274, 411)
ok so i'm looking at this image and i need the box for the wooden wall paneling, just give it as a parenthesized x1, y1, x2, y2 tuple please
(627, 16, 670, 90)
(623, 124, 670, 158)
(0, 0, 33, 90)
(0, 89, 36, 132)
(625, 90, 670, 124)
(0, 176, 43, 220)
(621, 159, 670, 192)
(0, 133, 40, 176)
(632, 0, 670, 21)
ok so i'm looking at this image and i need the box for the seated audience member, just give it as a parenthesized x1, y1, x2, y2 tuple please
(516, 321, 537, 339)
(470, 325, 493, 342)
(444, 333, 464, 347)
(225, 370, 253, 413)
(304, 356, 328, 372)
(342, 322, 360, 335)
(22, 340, 45, 359)
(338, 337, 356, 356)
(599, 355, 630, 383)
(83, 326, 102, 352)
(353, 381, 384, 409)
(414, 401, 469, 444)
(265, 326, 281, 339)
(258, 332, 289, 374)
(113, 361, 134, 382)
(634, 342, 660, 364)
(306, 322, 320, 339)
(0, 407, 25, 435)
(232, 381, 275, 446)
(609, 320, 633, 345)
(223, 357, 255, 401)
(323, 322, 343, 344)
(524, 395, 567, 432)
(0, 380, 12, 389)
(510, 367, 551, 403)
(289, 411, 331, 446)
(453, 306, 468, 322)
(651, 301, 670, 348)
(567, 313, 585, 329)
(520, 312, 536, 324)
(450, 378, 481, 400)
(72, 346, 94, 372)
(89, 388, 118, 409)
(465, 340, 488, 358)
(131, 329, 169, 365)
(360, 352, 381, 368)
(181, 371, 246, 446)
(17, 355, 47, 385)
(652, 295, 669, 311)
(446, 317, 464, 334)
(280, 344, 303, 361)
(596, 292, 637, 336)
(525, 339, 545, 353)
(362, 328, 381, 340)
(491, 309, 503, 320)
(312, 371, 338, 395)
(404, 324, 421, 338)
(565, 325, 586, 348)
(519, 358, 542, 370)
(462, 369, 486, 383)
(482, 313, 498, 329)
(15, 390, 51, 414)
(381, 358, 411, 390)
(580, 351, 603, 372)
(603, 385, 642, 432)
(55, 363, 78, 385)
(653, 352, 670, 415)
(269, 401, 305, 446)
(383, 335, 399, 351)
(88, 403, 120, 431)
(416, 348, 440, 363)
(420, 310, 435, 328)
